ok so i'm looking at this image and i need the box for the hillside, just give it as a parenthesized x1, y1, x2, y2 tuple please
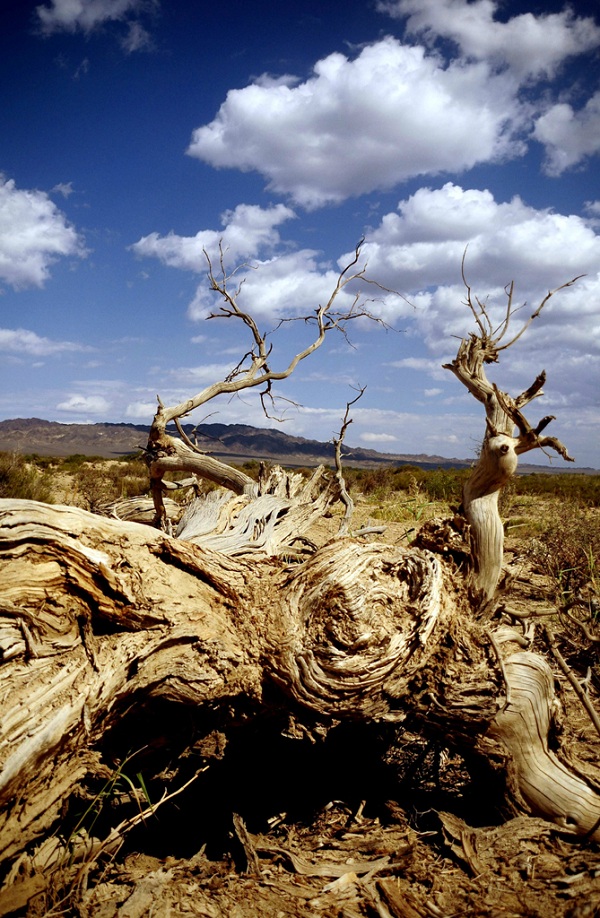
(0, 418, 596, 472)
(0, 417, 471, 470)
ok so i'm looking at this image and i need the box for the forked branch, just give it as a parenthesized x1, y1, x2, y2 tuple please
(332, 387, 365, 537)
(151, 241, 383, 434)
(145, 241, 390, 528)
(445, 263, 579, 458)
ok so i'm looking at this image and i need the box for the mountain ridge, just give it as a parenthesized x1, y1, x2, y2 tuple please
(0, 418, 595, 473)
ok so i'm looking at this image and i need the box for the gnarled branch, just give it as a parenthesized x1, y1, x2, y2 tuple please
(145, 241, 388, 530)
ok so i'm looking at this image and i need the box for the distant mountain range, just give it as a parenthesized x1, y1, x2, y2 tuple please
(0, 418, 595, 473)
(0, 417, 471, 470)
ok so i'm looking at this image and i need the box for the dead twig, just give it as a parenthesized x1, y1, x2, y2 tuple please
(333, 387, 365, 537)
(543, 625, 600, 741)
(232, 813, 262, 876)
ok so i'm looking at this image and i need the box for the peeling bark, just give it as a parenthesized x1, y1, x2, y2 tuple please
(1, 497, 599, 887)
(176, 464, 339, 556)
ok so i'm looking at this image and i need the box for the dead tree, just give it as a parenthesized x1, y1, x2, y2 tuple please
(443, 263, 581, 600)
(0, 258, 599, 912)
(144, 242, 381, 547)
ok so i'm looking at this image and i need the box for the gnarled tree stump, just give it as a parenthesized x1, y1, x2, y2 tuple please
(1, 496, 599, 891)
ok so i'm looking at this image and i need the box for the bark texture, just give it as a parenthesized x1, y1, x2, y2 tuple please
(1, 495, 599, 890)
(443, 276, 576, 598)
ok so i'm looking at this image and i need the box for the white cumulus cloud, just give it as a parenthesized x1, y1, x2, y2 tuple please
(57, 394, 111, 413)
(124, 399, 158, 418)
(0, 176, 85, 289)
(348, 183, 600, 415)
(360, 183, 600, 297)
(131, 203, 295, 271)
(534, 92, 600, 176)
(132, 203, 357, 321)
(131, 183, 600, 433)
(360, 432, 398, 443)
(188, 249, 353, 321)
(0, 328, 87, 356)
(379, 0, 600, 80)
(187, 36, 523, 208)
(35, 0, 157, 51)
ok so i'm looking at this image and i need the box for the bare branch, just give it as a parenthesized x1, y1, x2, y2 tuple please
(532, 415, 555, 436)
(461, 249, 488, 339)
(151, 240, 390, 432)
(332, 387, 366, 537)
(514, 371, 546, 409)
(173, 417, 206, 455)
(145, 240, 396, 528)
(519, 434, 575, 462)
(493, 384, 574, 460)
(496, 275, 585, 353)
(544, 625, 600, 741)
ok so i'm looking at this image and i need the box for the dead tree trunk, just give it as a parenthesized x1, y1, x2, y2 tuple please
(1, 261, 598, 909)
(1, 496, 599, 877)
(444, 268, 578, 599)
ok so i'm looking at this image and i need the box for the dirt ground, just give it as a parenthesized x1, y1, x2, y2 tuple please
(9, 492, 600, 918)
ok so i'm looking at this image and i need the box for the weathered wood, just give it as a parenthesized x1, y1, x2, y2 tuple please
(444, 276, 575, 599)
(1, 496, 599, 886)
(0, 500, 254, 864)
(461, 434, 517, 597)
(0, 268, 595, 909)
(176, 465, 339, 555)
(490, 651, 600, 836)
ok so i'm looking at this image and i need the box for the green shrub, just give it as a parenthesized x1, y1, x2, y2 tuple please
(0, 451, 54, 502)
(72, 458, 149, 511)
(342, 465, 469, 506)
(420, 468, 469, 504)
(62, 453, 100, 471)
(513, 472, 600, 507)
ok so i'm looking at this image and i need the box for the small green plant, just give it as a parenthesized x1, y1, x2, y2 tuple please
(65, 754, 153, 851)
(27, 752, 154, 915)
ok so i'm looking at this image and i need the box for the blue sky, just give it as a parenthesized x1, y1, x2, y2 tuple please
(1, 0, 599, 467)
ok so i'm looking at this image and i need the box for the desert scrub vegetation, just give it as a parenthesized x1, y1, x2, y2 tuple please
(0, 453, 151, 510)
(525, 502, 600, 613)
(2, 453, 599, 531)
(343, 465, 471, 530)
(514, 471, 600, 506)
(345, 465, 469, 503)
(69, 456, 150, 512)
(523, 499, 599, 686)
(0, 452, 225, 515)
(0, 451, 54, 502)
